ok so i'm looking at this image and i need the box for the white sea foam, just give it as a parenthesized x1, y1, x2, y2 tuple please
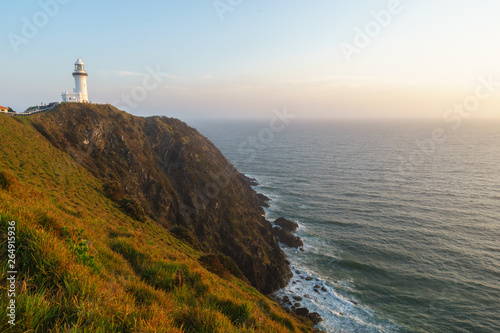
(251, 174, 402, 332)
(275, 259, 402, 332)
(202, 121, 500, 332)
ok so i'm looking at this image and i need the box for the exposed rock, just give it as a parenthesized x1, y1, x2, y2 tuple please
(293, 307, 323, 325)
(294, 307, 309, 317)
(274, 217, 299, 232)
(321, 287, 327, 292)
(295, 270, 301, 274)
(292, 296, 303, 301)
(273, 226, 303, 248)
(257, 193, 271, 208)
(309, 312, 323, 325)
(244, 176, 259, 186)
(31, 103, 292, 294)
(282, 296, 290, 303)
(305, 276, 313, 281)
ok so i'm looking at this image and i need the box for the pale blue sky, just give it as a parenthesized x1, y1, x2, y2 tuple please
(2, 1, 500, 119)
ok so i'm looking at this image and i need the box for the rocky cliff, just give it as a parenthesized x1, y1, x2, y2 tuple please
(30, 103, 291, 293)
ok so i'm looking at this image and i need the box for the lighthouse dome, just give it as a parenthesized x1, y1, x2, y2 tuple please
(74, 59, 86, 73)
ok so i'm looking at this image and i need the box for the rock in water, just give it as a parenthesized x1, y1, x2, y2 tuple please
(257, 193, 271, 207)
(244, 176, 259, 186)
(272, 226, 304, 248)
(294, 307, 309, 317)
(274, 217, 299, 232)
(309, 312, 323, 324)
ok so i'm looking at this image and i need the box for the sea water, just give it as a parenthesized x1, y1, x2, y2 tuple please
(190, 119, 500, 333)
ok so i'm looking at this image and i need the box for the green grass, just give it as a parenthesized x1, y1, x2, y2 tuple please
(0, 112, 316, 332)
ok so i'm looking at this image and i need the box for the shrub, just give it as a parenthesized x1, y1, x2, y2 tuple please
(170, 225, 204, 251)
(62, 227, 100, 272)
(198, 253, 248, 283)
(103, 180, 125, 202)
(0, 171, 10, 190)
(118, 198, 146, 222)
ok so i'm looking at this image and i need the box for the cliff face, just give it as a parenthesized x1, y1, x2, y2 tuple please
(30, 103, 291, 293)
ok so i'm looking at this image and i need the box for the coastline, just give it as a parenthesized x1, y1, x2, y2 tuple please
(245, 175, 325, 328)
(196, 120, 500, 333)
(245, 174, 403, 333)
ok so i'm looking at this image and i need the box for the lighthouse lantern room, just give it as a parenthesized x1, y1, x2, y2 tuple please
(62, 59, 89, 103)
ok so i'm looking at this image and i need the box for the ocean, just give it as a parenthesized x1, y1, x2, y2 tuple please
(190, 118, 500, 333)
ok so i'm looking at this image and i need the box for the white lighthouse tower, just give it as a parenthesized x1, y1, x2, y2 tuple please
(62, 59, 89, 103)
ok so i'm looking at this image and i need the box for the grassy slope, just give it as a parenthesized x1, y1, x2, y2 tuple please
(0, 114, 314, 333)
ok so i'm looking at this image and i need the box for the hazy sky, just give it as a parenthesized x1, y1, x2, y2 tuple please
(1, 0, 500, 119)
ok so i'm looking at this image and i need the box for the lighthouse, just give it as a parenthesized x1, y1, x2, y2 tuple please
(62, 59, 89, 103)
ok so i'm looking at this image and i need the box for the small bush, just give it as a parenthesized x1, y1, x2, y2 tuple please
(170, 225, 204, 251)
(62, 227, 100, 272)
(118, 198, 146, 222)
(37, 213, 61, 234)
(103, 180, 125, 202)
(199, 253, 248, 283)
(0, 171, 10, 190)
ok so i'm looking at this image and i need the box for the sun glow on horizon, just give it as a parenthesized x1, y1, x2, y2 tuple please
(1, 0, 500, 119)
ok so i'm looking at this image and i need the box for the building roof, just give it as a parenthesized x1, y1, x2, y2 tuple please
(0, 106, 8, 109)
(75, 58, 84, 65)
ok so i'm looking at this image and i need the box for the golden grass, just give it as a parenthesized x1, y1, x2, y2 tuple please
(0, 113, 315, 332)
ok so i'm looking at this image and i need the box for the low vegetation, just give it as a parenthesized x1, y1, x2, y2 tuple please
(0, 112, 316, 332)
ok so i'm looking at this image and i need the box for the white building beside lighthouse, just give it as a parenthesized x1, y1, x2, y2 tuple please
(62, 59, 89, 103)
